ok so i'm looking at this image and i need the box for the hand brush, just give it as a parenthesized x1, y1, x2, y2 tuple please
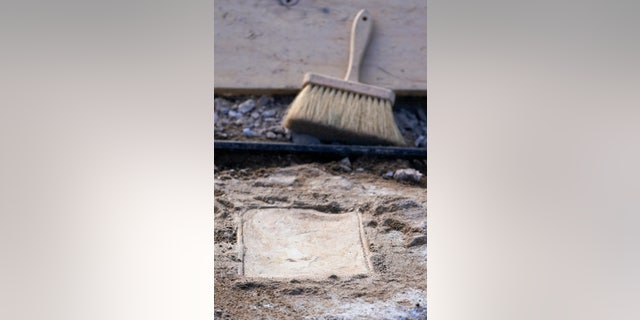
(283, 9, 406, 146)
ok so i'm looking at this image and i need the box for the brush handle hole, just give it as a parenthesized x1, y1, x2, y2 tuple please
(279, 0, 299, 7)
(345, 9, 373, 82)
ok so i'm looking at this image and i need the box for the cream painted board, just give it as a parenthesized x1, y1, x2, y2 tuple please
(214, 0, 427, 94)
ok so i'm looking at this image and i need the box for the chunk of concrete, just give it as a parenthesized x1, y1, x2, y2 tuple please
(393, 168, 423, 183)
(253, 175, 297, 187)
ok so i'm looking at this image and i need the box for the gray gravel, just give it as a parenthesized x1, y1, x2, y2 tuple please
(214, 95, 426, 147)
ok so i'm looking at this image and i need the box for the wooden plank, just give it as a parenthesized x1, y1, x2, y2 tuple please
(214, 0, 427, 95)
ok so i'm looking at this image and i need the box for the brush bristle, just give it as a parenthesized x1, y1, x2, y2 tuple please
(283, 84, 406, 146)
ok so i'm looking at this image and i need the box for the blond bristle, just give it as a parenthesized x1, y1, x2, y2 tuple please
(283, 84, 406, 146)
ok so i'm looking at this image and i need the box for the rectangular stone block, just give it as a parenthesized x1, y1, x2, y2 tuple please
(239, 208, 371, 279)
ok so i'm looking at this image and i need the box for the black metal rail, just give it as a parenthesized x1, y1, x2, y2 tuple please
(214, 141, 427, 158)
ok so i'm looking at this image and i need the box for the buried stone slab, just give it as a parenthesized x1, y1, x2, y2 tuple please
(239, 208, 372, 279)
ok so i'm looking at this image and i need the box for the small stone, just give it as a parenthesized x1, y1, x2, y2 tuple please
(266, 132, 277, 139)
(340, 157, 351, 167)
(339, 164, 352, 172)
(262, 109, 277, 117)
(417, 221, 427, 233)
(406, 235, 427, 248)
(214, 97, 232, 110)
(393, 111, 410, 129)
(393, 168, 423, 183)
(291, 133, 321, 144)
(414, 135, 426, 148)
(263, 117, 277, 122)
(253, 175, 297, 187)
(383, 171, 394, 179)
(355, 168, 365, 173)
(228, 110, 241, 118)
(256, 95, 270, 108)
(214, 112, 218, 123)
(234, 119, 244, 125)
(414, 120, 426, 133)
(242, 128, 252, 137)
(238, 99, 256, 114)
(268, 125, 285, 134)
(417, 107, 427, 122)
(402, 108, 418, 121)
(398, 109, 419, 130)
(250, 111, 260, 119)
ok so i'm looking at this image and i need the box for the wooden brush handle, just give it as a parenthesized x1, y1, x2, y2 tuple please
(344, 9, 372, 83)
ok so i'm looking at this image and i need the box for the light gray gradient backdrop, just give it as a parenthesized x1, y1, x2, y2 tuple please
(0, 1, 213, 319)
(429, 0, 640, 319)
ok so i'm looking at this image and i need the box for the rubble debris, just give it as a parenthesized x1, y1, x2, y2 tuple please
(262, 109, 277, 117)
(393, 169, 423, 183)
(242, 128, 253, 137)
(238, 99, 256, 114)
(266, 132, 277, 139)
(406, 235, 427, 248)
(414, 135, 426, 148)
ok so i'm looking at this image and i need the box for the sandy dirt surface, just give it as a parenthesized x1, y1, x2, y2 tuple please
(214, 156, 426, 319)
(214, 94, 426, 319)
